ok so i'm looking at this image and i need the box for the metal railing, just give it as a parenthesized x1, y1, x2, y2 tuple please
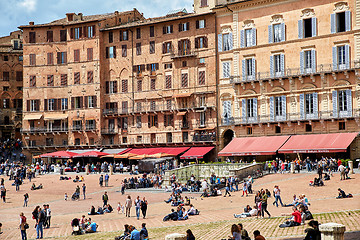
(230, 61, 360, 84)
(72, 126, 83, 131)
(193, 134, 216, 142)
(85, 125, 96, 131)
(170, 50, 197, 59)
(21, 127, 69, 133)
(101, 128, 118, 134)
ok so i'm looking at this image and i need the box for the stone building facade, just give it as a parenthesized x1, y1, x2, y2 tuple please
(213, 0, 360, 160)
(0, 30, 23, 140)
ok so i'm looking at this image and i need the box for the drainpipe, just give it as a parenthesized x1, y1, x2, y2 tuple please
(129, 28, 135, 126)
(215, 14, 220, 162)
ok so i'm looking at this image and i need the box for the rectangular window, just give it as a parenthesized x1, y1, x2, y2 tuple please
(179, 22, 190, 32)
(150, 101, 156, 111)
(29, 75, 36, 87)
(136, 28, 141, 39)
(136, 116, 142, 128)
(88, 96, 95, 108)
(47, 31, 53, 42)
(122, 45, 127, 57)
(47, 75, 54, 86)
(74, 97, 83, 109)
(48, 99, 55, 111)
(163, 42, 172, 54)
(247, 127, 253, 135)
(304, 18, 313, 38)
(304, 50, 313, 72)
(86, 48, 93, 61)
(165, 75, 172, 89)
(198, 71, 205, 85)
(245, 29, 253, 47)
(305, 93, 314, 114)
(150, 26, 155, 37)
(29, 32, 36, 43)
(137, 79, 142, 92)
(338, 90, 347, 112)
(163, 25, 173, 34)
(247, 99, 254, 118)
(60, 30, 67, 42)
(200, 112, 206, 126)
(164, 114, 174, 127)
(195, 36, 207, 49)
(245, 59, 253, 78)
(336, 12, 346, 33)
(337, 45, 346, 68)
(16, 71, 23, 81)
(61, 74, 67, 86)
(166, 133, 173, 143)
(339, 121, 345, 130)
(150, 78, 156, 90)
(200, 0, 207, 7)
(164, 63, 172, 69)
(136, 43, 141, 55)
(74, 27, 81, 39)
(3, 72, 9, 81)
(74, 49, 80, 62)
(73, 120, 82, 130)
(108, 32, 113, 43)
(273, 24, 282, 43)
(61, 98, 68, 110)
(47, 52, 54, 65)
(87, 71, 93, 83)
(166, 99, 172, 110)
(197, 19, 205, 29)
(57, 52, 67, 64)
(122, 79, 128, 92)
(30, 100, 38, 111)
(223, 34, 231, 51)
(87, 26, 95, 38)
(122, 101, 128, 114)
(120, 30, 128, 41)
(86, 120, 96, 130)
(136, 102, 142, 112)
(107, 46, 116, 58)
(106, 81, 118, 94)
(178, 39, 191, 56)
(274, 96, 283, 117)
(149, 115, 158, 127)
(181, 73, 188, 88)
(74, 72, 80, 84)
(29, 54, 36, 66)
(150, 41, 155, 54)
(222, 62, 230, 78)
(274, 55, 281, 75)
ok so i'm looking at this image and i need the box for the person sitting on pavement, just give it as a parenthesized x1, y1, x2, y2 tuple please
(234, 205, 258, 218)
(96, 206, 104, 214)
(304, 220, 321, 240)
(186, 204, 199, 216)
(104, 204, 113, 213)
(284, 194, 299, 207)
(129, 225, 140, 240)
(184, 196, 190, 206)
(85, 219, 97, 233)
(88, 206, 96, 215)
(336, 188, 353, 199)
(279, 206, 302, 228)
(140, 223, 148, 240)
(163, 209, 179, 221)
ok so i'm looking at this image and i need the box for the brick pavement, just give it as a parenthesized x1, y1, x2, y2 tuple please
(0, 170, 359, 239)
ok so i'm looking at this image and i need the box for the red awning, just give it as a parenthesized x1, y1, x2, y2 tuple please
(127, 147, 189, 156)
(180, 147, 214, 159)
(218, 136, 290, 156)
(73, 151, 110, 158)
(278, 132, 359, 154)
(40, 151, 79, 159)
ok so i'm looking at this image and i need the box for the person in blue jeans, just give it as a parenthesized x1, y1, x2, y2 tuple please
(36, 207, 45, 239)
(273, 185, 284, 207)
(134, 196, 141, 220)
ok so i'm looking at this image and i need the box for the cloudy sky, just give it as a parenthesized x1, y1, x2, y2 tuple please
(0, 0, 193, 37)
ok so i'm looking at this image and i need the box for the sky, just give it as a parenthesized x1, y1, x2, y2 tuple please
(0, 0, 194, 37)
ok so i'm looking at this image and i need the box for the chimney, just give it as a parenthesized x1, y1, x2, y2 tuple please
(78, 13, 83, 20)
(29, 22, 34, 25)
(115, 11, 119, 15)
(66, 13, 75, 22)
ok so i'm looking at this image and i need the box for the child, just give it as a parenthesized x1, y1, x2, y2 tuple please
(117, 202, 124, 214)
(65, 193, 68, 201)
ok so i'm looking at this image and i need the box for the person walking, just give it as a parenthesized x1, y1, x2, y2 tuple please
(99, 175, 103, 187)
(36, 207, 45, 239)
(261, 189, 271, 218)
(224, 183, 231, 197)
(105, 173, 109, 187)
(242, 181, 248, 197)
(125, 195, 132, 217)
(272, 185, 284, 207)
(135, 196, 141, 220)
(1, 186, 6, 203)
(82, 184, 86, 200)
(20, 212, 27, 240)
(102, 192, 109, 207)
(23, 193, 29, 207)
(45, 204, 51, 228)
(121, 181, 126, 195)
(141, 197, 148, 219)
(15, 177, 21, 191)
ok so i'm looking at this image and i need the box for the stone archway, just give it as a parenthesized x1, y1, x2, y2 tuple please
(222, 129, 234, 148)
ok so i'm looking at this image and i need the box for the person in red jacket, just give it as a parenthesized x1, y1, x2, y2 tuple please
(279, 206, 302, 228)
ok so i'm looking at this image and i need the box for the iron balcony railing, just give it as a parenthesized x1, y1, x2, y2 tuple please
(193, 133, 216, 142)
(85, 125, 96, 131)
(101, 128, 118, 134)
(21, 127, 69, 133)
(230, 61, 360, 84)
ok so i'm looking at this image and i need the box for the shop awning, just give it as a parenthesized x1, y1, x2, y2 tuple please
(180, 146, 214, 159)
(73, 151, 109, 158)
(172, 93, 192, 98)
(40, 151, 79, 159)
(127, 147, 189, 156)
(44, 113, 68, 120)
(102, 148, 130, 155)
(218, 135, 291, 156)
(23, 114, 42, 120)
(278, 132, 359, 153)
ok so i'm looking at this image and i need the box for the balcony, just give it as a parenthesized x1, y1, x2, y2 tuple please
(179, 121, 190, 129)
(72, 126, 83, 132)
(21, 127, 68, 134)
(133, 103, 175, 114)
(170, 50, 197, 59)
(220, 108, 360, 126)
(230, 61, 360, 84)
(193, 133, 216, 142)
(103, 108, 118, 115)
(101, 128, 118, 135)
(85, 125, 96, 131)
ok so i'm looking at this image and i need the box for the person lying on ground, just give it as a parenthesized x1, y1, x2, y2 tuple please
(31, 183, 43, 190)
(336, 188, 353, 199)
(163, 209, 178, 221)
(104, 204, 113, 213)
(234, 205, 258, 218)
(59, 176, 71, 180)
(284, 194, 299, 207)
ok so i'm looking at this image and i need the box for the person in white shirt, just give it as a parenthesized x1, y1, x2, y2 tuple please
(273, 185, 284, 207)
(234, 205, 258, 218)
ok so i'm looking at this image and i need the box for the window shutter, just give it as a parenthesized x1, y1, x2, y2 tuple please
(204, 37, 208, 48)
(70, 28, 74, 39)
(36, 100, 40, 111)
(252, 58, 256, 79)
(106, 47, 109, 58)
(83, 26, 87, 38)
(280, 54, 285, 76)
(113, 81, 118, 93)
(195, 38, 199, 49)
(79, 27, 82, 38)
(229, 32, 233, 50)
(332, 91, 338, 118)
(84, 96, 88, 108)
(178, 23, 182, 32)
(346, 89, 352, 117)
(93, 97, 96, 108)
(299, 94, 305, 119)
(269, 96, 274, 121)
(44, 99, 48, 111)
(281, 23, 285, 42)
(162, 43, 165, 54)
(242, 59, 246, 81)
(113, 46, 116, 58)
(252, 28, 256, 46)
(187, 39, 191, 52)
(345, 11, 351, 32)
(196, 20, 199, 29)
(268, 25, 273, 43)
(57, 52, 61, 64)
(331, 14, 336, 34)
(71, 97, 75, 109)
(298, 20, 303, 39)
(240, 30, 245, 48)
(345, 45, 350, 69)
(311, 49, 316, 73)
(300, 51, 304, 74)
(27, 100, 30, 111)
(313, 92, 318, 118)
(242, 99, 246, 123)
(270, 55, 274, 78)
(170, 25, 173, 33)
(148, 115, 151, 128)
(186, 22, 190, 30)
(163, 26, 166, 34)
(119, 31, 123, 41)
(218, 34, 222, 52)
(281, 95, 286, 120)
(80, 97, 84, 108)
(253, 98, 258, 122)
(105, 81, 109, 93)
(332, 46, 338, 71)
(311, 17, 317, 37)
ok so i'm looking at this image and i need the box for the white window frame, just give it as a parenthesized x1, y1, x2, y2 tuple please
(48, 99, 55, 111)
(199, 20, 205, 29)
(109, 81, 116, 94)
(274, 96, 283, 117)
(30, 100, 36, 112)
(88, 96, 94, 108)
(273, 24, 282, 43)
(87, 26, 94, 38)
(245, 29, 253, 47)
(223, 34, 230, 51)
(74, 27, 80, 40)
(61, 98, 68, 110)
(274, 54, 282, 77)
(200, 112, 206, 126)
(305, 93, 314, 115)
(304, 50, 312, 73)
(338, 90, 347, 112)
(245, 58, 253, 79)
(337, 45, 346, 69)
(247, 98, 254, 118)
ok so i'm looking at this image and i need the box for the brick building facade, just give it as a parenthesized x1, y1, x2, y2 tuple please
(0, 30, 23, 140)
